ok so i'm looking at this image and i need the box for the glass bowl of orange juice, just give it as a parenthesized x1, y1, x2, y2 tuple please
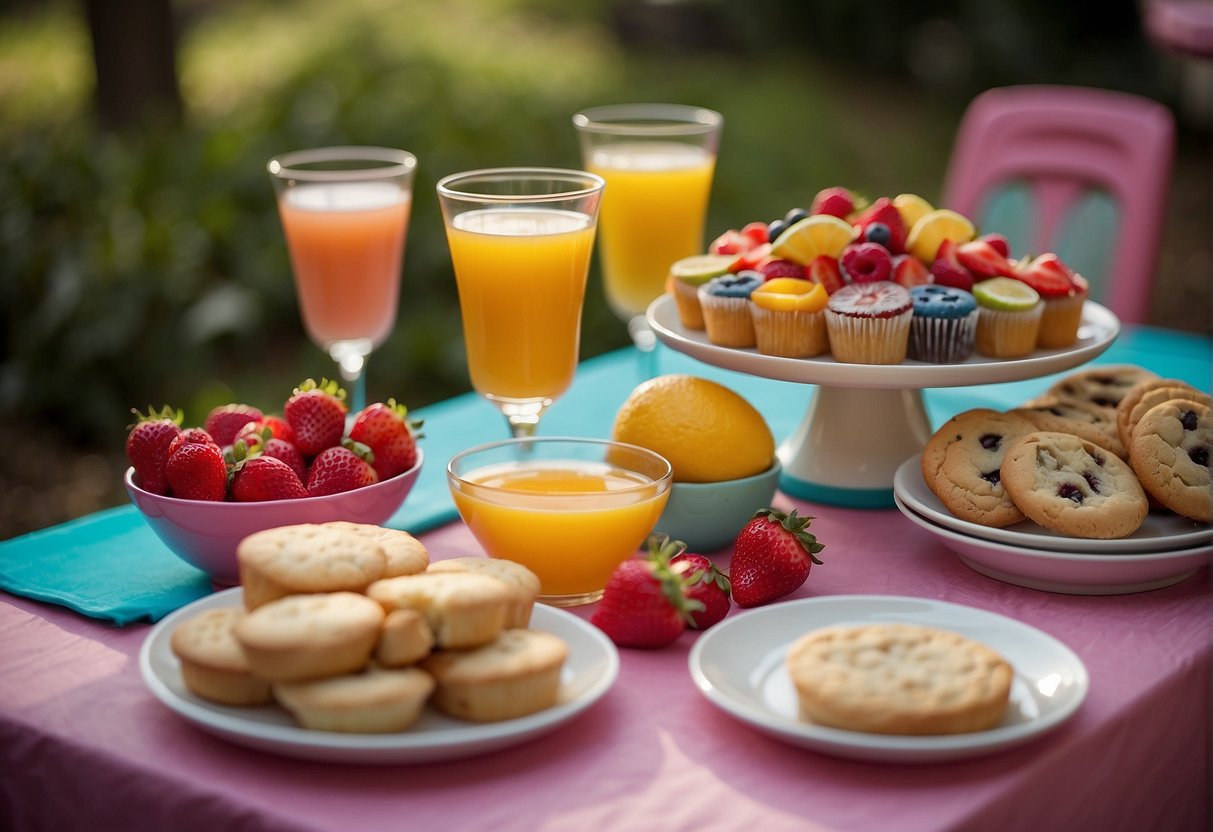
(447, 437, 673, 607)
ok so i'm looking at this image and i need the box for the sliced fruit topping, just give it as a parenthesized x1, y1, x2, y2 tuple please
(1013, 253, 1085, 297)
(809, 186, 858, 219)
(804, 255, 846, 294)
(851, 196, 907, 254)
(906, 208, 977, 263)
(977, 232, 1011, 258)
(769, 214, 858, 266)
(892, 253, 931, 288)
(669, 253, 738, 286)
(756, 257, 806, 281)
(839, 242, 894, 284)
(972, 276, 1041, 311)
(892, 193, 934, 230)
(708, 229, 751, 256)
(958, 239, 1015, 278)
(930, 239, 976, 292)
(751, 278, 828, 313)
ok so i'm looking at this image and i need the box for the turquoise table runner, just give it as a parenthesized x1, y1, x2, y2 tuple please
(1, 325, 1207, 624)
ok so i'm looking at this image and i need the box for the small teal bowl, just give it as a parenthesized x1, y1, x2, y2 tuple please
(652, 459, 781, 553)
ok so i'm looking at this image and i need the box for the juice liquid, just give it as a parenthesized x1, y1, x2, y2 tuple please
(278, 181, 410, 347)
(451, 461, 670, 598)
(446, 208, 596, 402)
(588, 142, 716, 317)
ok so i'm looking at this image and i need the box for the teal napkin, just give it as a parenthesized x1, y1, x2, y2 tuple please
(1, 325, 1207, 625)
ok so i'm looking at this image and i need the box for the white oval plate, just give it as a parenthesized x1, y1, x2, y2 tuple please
(648, 294, 1119, 390)
(688, 595, 1089, 764)
(894, 454, 1213, 554)
(896, 497, 1212, 594)
(140, 588, 619, 764)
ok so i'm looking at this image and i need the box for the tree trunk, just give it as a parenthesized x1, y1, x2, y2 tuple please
(82, 0, 183, 130)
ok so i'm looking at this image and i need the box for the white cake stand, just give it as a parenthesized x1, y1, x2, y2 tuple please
(647, 295, 1121, 508)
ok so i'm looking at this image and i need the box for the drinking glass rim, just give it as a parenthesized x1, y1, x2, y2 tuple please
(267, 146, 417, 181)
(572, 103, 723, 137)
(435, 167, 605, 203)
(447, 435, 672, 493)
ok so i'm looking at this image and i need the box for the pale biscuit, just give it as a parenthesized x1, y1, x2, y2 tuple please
(1120, 385, 1212, 449)
(1129, 399, 1212, 523)
(1116, 378, 1201, 448)
(1011, 395, 1127, 459)
(274, 663, 435, 733)
(237, 523, 387, 610)
(233, 591, 385, 682)
(786, 623, 1012, 735)
(320, 522, 429, 577)
(1046, 364, 1158, 411)
(427, 557, 541, 628)
(366, 572, 511, 650)
(1000, 431, 1148, 538)
(375, 609, 435, 667)
(421, 629, 569, 722)
(170, 608, 272, 706)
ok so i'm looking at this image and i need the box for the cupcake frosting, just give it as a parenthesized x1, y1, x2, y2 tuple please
(910, 285, 977, 319)
(703, 271, 763, 299)
(826, 281, 912, 319)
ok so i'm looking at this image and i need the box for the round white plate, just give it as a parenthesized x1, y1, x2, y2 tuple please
(895, 496, 1212, 594)
(894, 454, 1213, 554)
(648, 294, 1119, 390)
(139, 588, 619, 764)
(688, 595, 1089, 764)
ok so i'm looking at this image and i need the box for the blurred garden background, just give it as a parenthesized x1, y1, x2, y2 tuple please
(1, 0, 1210, 538)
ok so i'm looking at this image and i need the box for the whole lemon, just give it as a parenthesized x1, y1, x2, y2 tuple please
(611, 374, 774, 483)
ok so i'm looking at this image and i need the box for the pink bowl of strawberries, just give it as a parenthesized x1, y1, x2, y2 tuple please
(123, 379, 423, 587)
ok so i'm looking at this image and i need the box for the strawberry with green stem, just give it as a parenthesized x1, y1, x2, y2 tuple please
(284, 378, 348, 457)
(306, 440, 379, 496)
(349, 399, 422, 480)
(730, 508, 824, 608)
(670, 551, 731, 629)
(591, 534, 702, 648)
(125, 405, 184, 495)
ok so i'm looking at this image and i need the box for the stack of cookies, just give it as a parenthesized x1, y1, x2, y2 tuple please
(921, 365, 1211, 537)
(169, 521, 567, 733)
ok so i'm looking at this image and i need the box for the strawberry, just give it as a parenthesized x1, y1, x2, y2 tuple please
(709, 229, 753, 256)
(234, 416, 296, 447)
(165, 427, 217, 461)
(756, 258, 805, 281)
(204, 403, 264, 446)
(165, 441, 228, 501)
(306, 441, 379, 496)
(1015, 253, 1081, 296)
(730, 508, 824, 608)
(740, 221, 770, 247)
(231, 425, 308, 483)
(809, 186, 858, 219)
(929, 239, 975, 292)
(349, 399, 422, 480)
(892, 253, 931, 288)
(731, 242, 771, 273)
(957, 239, 1015, 278)
(591, 535, 701, 649)
(670, 552, 731, 629)
(262, 437, 308, 482)
(804, 255, 846, 294)
(229, 455, 307, 502)
(977, 232, 1011, 259)
(284, 378, 348, 457)
(851, 197, 907, 254)
(125, 406, 183, 495)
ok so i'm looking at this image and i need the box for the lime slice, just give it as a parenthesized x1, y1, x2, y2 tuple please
(972, 277, 1040, 311)
(769, 215, 857, 265)
(669, 254, 737, 286)
(892, 193, 934, 230)
(906, 209, 976, 262)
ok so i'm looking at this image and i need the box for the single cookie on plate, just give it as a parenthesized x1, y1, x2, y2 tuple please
(1047, 365, 1159, 412)
(785, 623, 1012, 735)
(274, 663, 435, 733)
(921, 408, 1038, 527)
(237, 523, 387, 611)
(1128, 399, 1212, 523)
(170, 607, 272, 706)
(1000, 431, 1148, 539)
(1011, 395, 1127, 459)
(1117, 382, 1212, 450)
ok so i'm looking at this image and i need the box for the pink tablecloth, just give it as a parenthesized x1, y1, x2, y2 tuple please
(1, 495, 1209, 832)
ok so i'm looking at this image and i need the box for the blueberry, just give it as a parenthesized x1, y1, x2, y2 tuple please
(1181, 410, 1198, 431)
(864, 222, 892, 248)
(980, 470, 1001, 485)
(767, 219, 787, 242)
(784, 207, 809, 225)
(978, 433, 1001, 450)
(1058, 483, 1084, 503)
(1082, 472, 1102, 493)
(1191, 447, 1209, 466)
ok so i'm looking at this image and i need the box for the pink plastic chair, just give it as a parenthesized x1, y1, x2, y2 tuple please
(941, 85, 1175, 324)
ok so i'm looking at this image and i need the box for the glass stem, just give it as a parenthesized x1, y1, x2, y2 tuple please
(332, 347, 368, 413)
(628, 313, 659, 380)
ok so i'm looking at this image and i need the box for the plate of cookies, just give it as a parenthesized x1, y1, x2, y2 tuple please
(139, 522, 619, 764)
(688, 595, 1089, 763)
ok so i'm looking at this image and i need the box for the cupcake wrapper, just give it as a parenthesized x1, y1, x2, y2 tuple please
(699, 289, 756, 348)
(975, 304, 1043, 358)
(825, 308, 913, 364)
(671, 277, 706, 331)
(750, 305, 828, 358)
(909, 310, 978, 363)
(1037, 291, 1087, 348)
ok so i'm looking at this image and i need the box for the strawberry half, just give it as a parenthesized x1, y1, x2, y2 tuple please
(892, 253, 931, 288)
(349, 399, 422, 480)
(1015, 253, 1082, 296)
(670, 552, 731, 629)
(957, 239, 1015, 278)
(851, 197, 907, 254)
(929, 239, 976, 292)
(805, 255, 846, 294)
(284, 378, 348, 457)
(125, 406, 183, 495)
(730, 508, 824, 608)
(591, 535, 701, 648)
(810, 186, 858, 219)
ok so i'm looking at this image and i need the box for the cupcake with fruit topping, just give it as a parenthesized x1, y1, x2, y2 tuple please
(749, 278, 829, 358)
(908, 284, 978, 363)
(698, 271, 763, 348)
(666, 254, 737, 331)
(972, 277, 1043, 358)
(1012, 253, 1088, 348)
(824, 280, 914, 364)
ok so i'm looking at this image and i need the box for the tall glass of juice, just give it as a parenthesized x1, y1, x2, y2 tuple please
(436, 168, 605, 438)
(448, 437, 673, 606)
(573, 104, 723, 358)
(268, 147, 416, 411)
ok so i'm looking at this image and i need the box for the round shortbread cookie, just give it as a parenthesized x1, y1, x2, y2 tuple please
(233, 591, 385, 682)
(375, 608, 435, 667)
(320, 521, 429, 578)
(1046, 365, 1158, 411)
(427, 557, 541, 628)
(237, 523, 387, 610)
(921, 408, 1037, 527)
(785, 623, 1012, 735)
(274, 663, 435, 733)
(1000, 431, 1148, 539)
(1011, 395, 1127, 459)
(366, 572, 511, 650)
(1129, 399, 1212, 523)
(170, 607, 272, 706)
(421, 629, 569, 722)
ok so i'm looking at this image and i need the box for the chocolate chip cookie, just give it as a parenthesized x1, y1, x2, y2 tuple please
(1117, 382, 1212, 450)
(1129, 399, 1212, 523)
(1046, 365, 1159, 411)
(1001, 431, 1148, 539)
(1012, 395, 1127, 459)
(921, 409, 1037, 527)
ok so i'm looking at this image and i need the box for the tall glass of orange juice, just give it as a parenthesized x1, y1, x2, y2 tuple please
(268, 147, 416, 411)
(436, 168, 605, 438)
(448, 437, 673, 606)
(573, 105, 723, 357)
